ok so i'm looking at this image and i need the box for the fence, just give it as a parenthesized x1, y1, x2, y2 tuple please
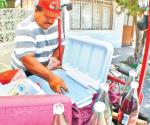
(0, 8, 32, 65)
(0, 8, 32, 43)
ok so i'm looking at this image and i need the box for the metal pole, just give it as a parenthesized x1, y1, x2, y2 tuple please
(58, 18, 62, 64)
(138, 4, 150, 97)
(58, 1, 62, 64)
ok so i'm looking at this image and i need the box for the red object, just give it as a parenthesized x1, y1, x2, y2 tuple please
(58, 18, 62, 64)
(138, 6, 150, 97)
(139, 92, 143, 105)
(38, 0, 60, 18)
(107, 74, 126, 85)
(0, 69, 19, 84)
(57, 0, 62, 64)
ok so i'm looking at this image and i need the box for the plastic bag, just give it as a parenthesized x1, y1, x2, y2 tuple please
(72, 93, 98, 125)
(11, 69, 27, 82)
(47, 57, 61, 70)
(0, 78, 45, 96)
(0, 69, 26, 85)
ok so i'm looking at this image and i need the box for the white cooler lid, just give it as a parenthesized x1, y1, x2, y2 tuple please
(62, 35, 113, 90)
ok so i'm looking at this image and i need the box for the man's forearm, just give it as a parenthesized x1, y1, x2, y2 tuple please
(21, 54, 68, 93)
(21, 54, 53, 82)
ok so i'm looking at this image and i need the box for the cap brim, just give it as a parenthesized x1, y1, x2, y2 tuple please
(43, 9, 60, 18)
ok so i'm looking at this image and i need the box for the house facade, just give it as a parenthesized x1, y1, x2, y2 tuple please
(15, 0, 133, 48)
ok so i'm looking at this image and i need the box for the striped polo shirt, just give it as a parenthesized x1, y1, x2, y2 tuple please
(11, 15, 64, 70)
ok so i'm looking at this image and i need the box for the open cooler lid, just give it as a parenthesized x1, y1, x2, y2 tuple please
(62, 35, 114, 91)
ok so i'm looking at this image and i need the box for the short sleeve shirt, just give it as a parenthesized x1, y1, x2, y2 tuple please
(11, 15, 64, 70)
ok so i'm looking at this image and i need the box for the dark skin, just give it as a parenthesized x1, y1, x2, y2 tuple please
(20, 8, 68, 94)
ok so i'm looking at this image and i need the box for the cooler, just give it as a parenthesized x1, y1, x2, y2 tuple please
(29, 35, 114, 108)
(0, 95, 72, 125)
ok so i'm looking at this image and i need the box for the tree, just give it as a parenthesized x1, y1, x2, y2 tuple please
(0, 0, 7, 8)
(115, 0, 148, 68)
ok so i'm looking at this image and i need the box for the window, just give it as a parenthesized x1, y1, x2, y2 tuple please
(70, 0, 113, 30)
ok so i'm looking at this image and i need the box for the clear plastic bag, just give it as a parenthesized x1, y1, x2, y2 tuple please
(10, 69, 27, 82)
(9, 78, 45, 96)
(0, 78, 45, 96)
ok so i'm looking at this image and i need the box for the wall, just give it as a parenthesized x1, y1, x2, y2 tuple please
(66, 3, 124, 48)
(22, 0, 34, 10)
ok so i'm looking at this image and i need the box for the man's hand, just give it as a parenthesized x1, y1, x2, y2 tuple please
(48, 57, 60, 70)
(21, 54, 67, 93)
(48, 73, 68, 94)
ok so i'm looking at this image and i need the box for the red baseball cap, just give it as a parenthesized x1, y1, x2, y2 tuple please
(37, 0, 60, 18)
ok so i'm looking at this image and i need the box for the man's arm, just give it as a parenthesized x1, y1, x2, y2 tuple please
(21, 53, 68, 93)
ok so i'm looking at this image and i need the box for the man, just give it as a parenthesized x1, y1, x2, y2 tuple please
(11, 0, 68, 94)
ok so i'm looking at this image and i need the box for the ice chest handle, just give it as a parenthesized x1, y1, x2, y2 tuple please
(0, 95, 72, 125)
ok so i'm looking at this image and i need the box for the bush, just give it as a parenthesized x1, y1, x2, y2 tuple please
(0, 0, 7, 8)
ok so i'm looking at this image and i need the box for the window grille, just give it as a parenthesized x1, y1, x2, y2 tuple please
(70, 0, 113, 30)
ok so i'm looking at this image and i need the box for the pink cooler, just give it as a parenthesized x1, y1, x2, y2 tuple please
(0, 95, 72, 125)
